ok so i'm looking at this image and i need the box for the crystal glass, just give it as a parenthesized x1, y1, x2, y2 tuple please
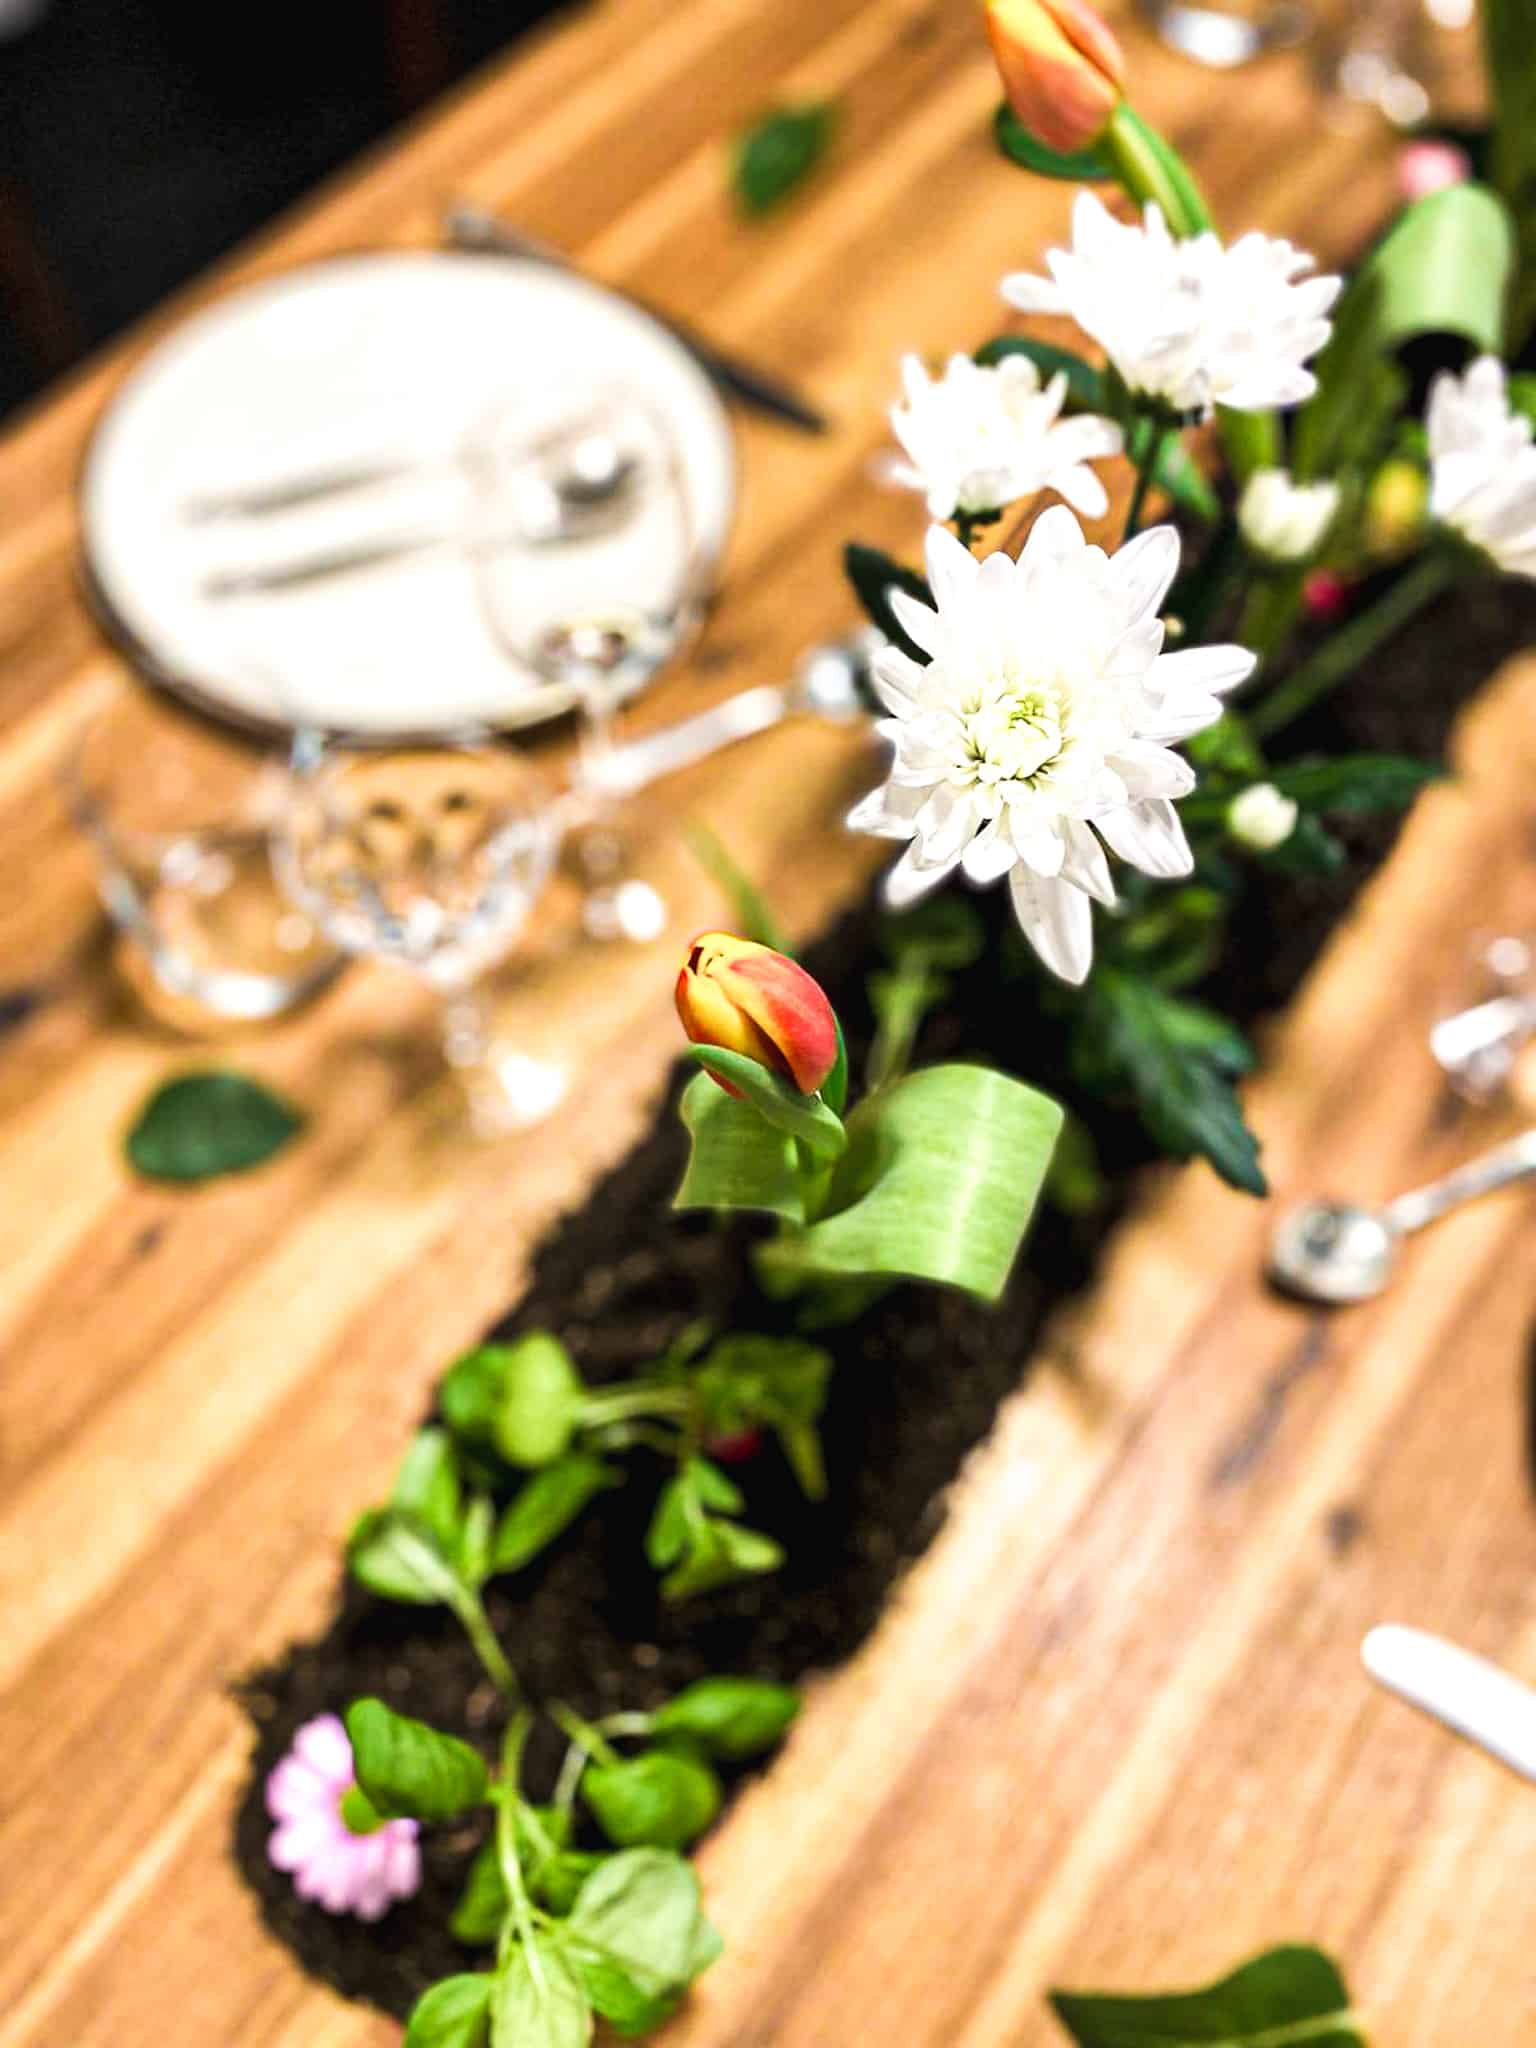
(471, 385, 712, 943)
(273, 730, 564, 1135)
(1136, 0, 1310, 69)
(62, 683, 341, 1029)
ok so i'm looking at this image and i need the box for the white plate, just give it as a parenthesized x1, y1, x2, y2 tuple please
(82, 252, 736, 736)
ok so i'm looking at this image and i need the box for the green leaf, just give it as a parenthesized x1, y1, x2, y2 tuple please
(344, 1697, 490, 1823)
(647, 1458, 745, 1570)
(492, 1454, 619, 1576)
(652, 1678, 801, 1759)
(689, 1457, 745, 1512)
(1295, 184, 1514, 480)
(405, 1974, 494, 2048)
(491, 1936, 592, 2048)
(684, 1045, 847, 1162)
(993, 102, 1113, 181)
(690, 1335, 831, 1498)
(124, 1070, 303, 1183)
(842, 543, 933, 665)
(563, 1848, 719, 2030)
(1486, 0, 1536, 348)
(661, 1516, 785, 1602)
(457, 1495, 495, 1589)
(1270, 755, 1442, 815)
(392, 1428, 463, 1550)
(674, 1070, 803, 1222)
(440, 1345, 513, 1447)
(1076, 973, 1265, 1197)
(684, 823, 789, 953)
(581, 1752, 722, 1851)
(733, 102, 836, 215)
(450, 1841, 509, 1946)
(974, 335, 1105, 410)
(1050, 1943, 1362, 2047)
(534, 1850, 606, 1918)
(493, 1334, 586, 1470)
(757, 1064, 1063, 1305)
(348, 1508, 465, 1607)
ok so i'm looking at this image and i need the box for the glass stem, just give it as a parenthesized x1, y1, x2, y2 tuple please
(438, 969, 495, 1074)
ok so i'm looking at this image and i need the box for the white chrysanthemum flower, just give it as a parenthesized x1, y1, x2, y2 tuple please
(1426, 355, 1536, 578)
(886, 351, 1123, 522)
(1227, 782, 1298, 851)
(1238, 468, 1339, 563)
(847, 512, 1256, 985)
(1001, 192, 1340, 418)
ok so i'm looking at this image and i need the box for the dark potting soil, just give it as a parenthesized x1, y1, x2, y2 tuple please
(234, 574, 1536, 2021)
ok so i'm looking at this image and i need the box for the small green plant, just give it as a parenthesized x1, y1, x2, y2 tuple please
(342, 1680, 796, 2047)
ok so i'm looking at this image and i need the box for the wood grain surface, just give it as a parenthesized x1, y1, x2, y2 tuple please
(4, 3, 1530, 2043)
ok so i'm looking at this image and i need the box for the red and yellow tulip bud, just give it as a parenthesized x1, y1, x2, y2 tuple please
(676, 933, 839, 1097)
(985, 0, 1126, 155)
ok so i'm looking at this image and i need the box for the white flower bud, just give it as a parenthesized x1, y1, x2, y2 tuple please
(1238, 468, 1340, 563)
(1227, 781, 1299, 851)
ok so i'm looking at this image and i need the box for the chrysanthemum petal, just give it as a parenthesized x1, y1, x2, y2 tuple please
(1009, 866, 1093, 984)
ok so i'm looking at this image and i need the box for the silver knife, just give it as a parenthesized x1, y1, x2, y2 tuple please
(1362, 1625, 1536, 1781)
(443, 202, 829, 435)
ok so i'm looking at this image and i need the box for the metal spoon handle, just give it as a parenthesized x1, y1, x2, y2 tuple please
(1384, 1128, 1536, 1236)
(586, 685, 792, 797)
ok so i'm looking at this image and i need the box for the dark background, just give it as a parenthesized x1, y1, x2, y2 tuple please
(0, 0, 564, 424)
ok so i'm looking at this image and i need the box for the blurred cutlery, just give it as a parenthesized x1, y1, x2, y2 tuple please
(1267, 1127, 1536, 1303)
(443, 201, 828, 436)
(587, 637, 870, 798)
(1363, 1626, 1536, 1783)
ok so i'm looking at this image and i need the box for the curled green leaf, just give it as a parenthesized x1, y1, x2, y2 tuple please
(344, 1697, 490, 1823)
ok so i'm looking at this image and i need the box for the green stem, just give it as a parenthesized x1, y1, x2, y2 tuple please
(549, 1699, 622, 1770)
(1100, 104, 1211, 236)
(447, 1583, 520, 1703)
(1249, 550, 1457, 740)
(578, 1383, 691, 1429)
(495, 1716, 540, 1970)
(1123, 424, 1168, 540)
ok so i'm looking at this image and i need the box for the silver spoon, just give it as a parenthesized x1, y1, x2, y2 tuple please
(1267, 1128, 1536, 1304)
(584, 635, 872, 800)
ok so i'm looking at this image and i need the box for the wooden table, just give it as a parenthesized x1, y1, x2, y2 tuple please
(4, 3, 1533, 2043)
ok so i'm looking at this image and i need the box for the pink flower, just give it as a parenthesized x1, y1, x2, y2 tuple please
(1398, 139, 1470, 202)
(266, 1713, 421, 1920)
(1302, 569, 1353, 621)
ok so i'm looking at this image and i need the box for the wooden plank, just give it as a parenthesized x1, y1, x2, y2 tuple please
(7, 1, 1523, 2043)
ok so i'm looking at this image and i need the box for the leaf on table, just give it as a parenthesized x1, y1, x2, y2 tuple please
(404, 1973, 495, 2048)
(756, 1064, 1064, 1304)
(732, 102, 837, 215)
(124, 1069, 303, 1183)
(344, 1696, 490, 1823)
(1073, 972, 1265, 1197)
(1049, 1942, 1364, 2047)
(842, 543, 934, 666)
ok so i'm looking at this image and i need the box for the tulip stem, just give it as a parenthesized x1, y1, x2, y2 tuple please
(1248, 550, 1457, 740)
